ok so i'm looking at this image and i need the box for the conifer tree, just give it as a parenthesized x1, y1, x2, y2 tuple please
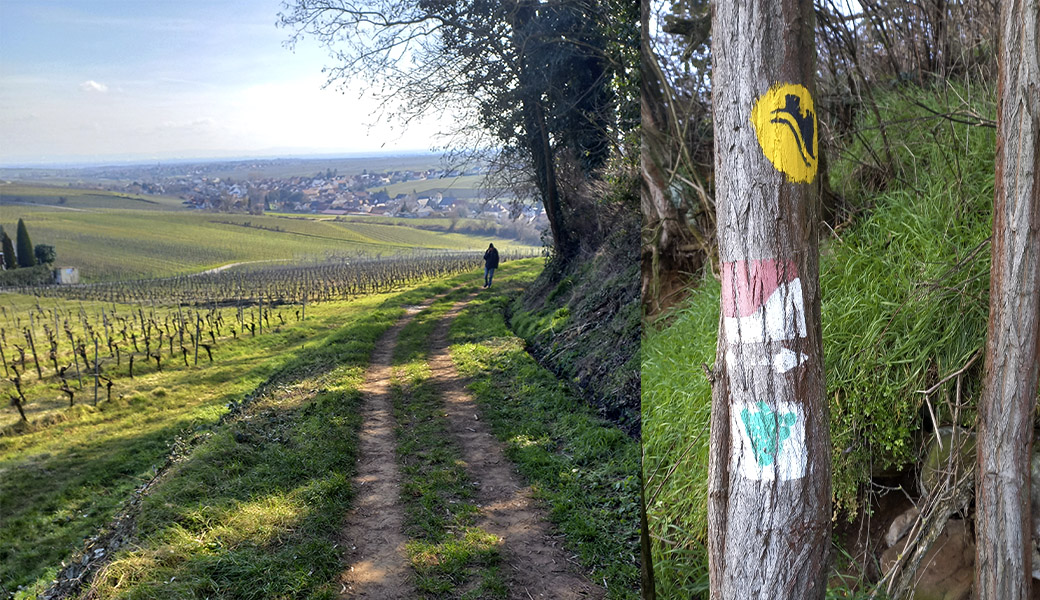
(1, 227, 15, 270)
(15, 219, 35, 268)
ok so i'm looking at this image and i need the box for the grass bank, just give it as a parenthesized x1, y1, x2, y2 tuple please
(508, 224, 640, 434)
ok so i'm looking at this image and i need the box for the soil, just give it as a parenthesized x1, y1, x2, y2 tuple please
(338, 304, 427, 599)
(425, 297, 605, 599)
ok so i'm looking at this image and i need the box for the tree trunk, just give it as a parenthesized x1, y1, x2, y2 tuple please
(975, 1, 1040, 598)
(512, 0, 577, 262)
(708, 1, 830, 598)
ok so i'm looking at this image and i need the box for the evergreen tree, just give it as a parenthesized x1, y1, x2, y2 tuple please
(1, 227, 15, 270)
(15, 219, 35, 268)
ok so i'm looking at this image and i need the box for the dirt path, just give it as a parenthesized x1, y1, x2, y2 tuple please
(338, 304, 428, 599)
(427, 298, 606, 600)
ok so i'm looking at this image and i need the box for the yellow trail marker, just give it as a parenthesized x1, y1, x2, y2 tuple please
(751, 83, 818, 184)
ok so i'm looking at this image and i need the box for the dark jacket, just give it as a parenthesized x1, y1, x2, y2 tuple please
(483, 246, 500, 269)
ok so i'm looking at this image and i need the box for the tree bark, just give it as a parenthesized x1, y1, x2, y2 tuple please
(708, 0, 830, 598)
(976, 1, 1040, 598)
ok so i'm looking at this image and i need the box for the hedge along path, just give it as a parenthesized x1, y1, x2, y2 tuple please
(428, 296, 605, 600)
(340, 298, 437, 598)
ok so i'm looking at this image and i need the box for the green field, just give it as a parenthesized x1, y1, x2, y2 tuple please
(366, 174, 489, 198)
(1, 184, 534, 282)
(0, 184, 185, 211)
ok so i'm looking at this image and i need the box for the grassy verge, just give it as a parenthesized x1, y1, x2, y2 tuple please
(641, 279, 718, 598)
(391, 299, 506, 598)
(448, 265, 641, 600)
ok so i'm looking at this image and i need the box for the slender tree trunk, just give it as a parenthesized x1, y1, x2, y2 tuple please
(708, 0, 829, 598)
(976, 1, 1040, 598)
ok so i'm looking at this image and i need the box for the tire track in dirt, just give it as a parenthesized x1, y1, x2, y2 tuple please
(427, 297, 606, 600)
(338, 302, 430, 599)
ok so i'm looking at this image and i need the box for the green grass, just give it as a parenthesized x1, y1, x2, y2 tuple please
(391, 299, 506, 598)
(642, 83, 1001, 596)
(449, 263, 641, 600)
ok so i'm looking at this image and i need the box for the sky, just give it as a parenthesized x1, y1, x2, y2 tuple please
(0, 0, 451, 166)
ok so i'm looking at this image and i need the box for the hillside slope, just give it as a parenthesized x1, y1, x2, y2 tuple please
(509, 196, 640, 434)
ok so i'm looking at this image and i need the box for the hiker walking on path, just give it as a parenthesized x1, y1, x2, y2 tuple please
(483, 243, 499, 288)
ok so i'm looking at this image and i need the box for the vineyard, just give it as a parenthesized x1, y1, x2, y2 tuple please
(0, 205, 532, 282)
(0, 251, 526, 430)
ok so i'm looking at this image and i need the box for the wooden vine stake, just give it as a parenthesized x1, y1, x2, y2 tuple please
(975, 0, 1040, 597)
(708, 0, 829, 597)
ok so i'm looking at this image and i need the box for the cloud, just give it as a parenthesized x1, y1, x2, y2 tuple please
(80, 80, 108, 93)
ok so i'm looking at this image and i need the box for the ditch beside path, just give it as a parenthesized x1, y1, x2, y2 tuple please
(427, 297, 606, 599)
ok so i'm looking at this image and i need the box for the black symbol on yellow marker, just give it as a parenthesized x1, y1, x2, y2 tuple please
(751, 83, 818, 183)
(770, 94, 816, 167)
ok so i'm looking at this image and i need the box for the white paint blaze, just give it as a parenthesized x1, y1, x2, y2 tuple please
(723, 277, 807, 344)
(725, 347, 810, 374)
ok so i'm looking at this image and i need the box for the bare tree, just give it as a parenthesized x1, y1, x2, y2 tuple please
(279, 0, 632, 261)
(707, 0, 830, 597)
(975, 1, 1040, 598)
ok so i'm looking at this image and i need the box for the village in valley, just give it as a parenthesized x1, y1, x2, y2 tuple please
(2, 156, 547, 238)
(97, 160, 542, 224)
